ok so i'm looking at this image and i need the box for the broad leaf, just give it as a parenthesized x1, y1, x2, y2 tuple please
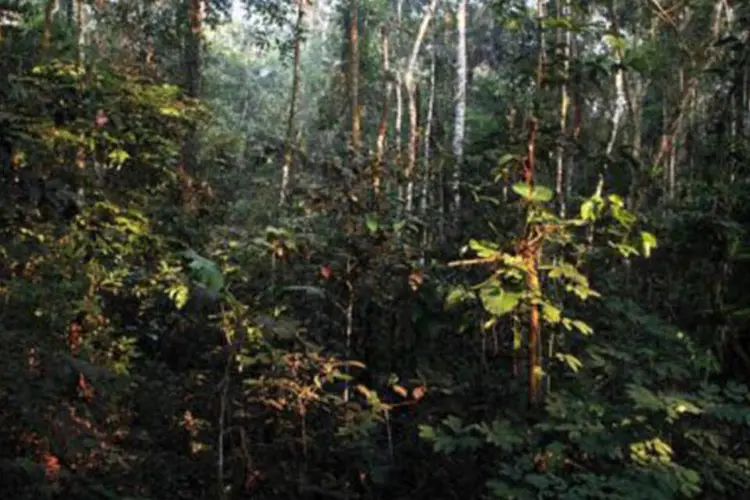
(641, 231, 658, 257)
(480, 282, 522, 317)
(444, 286, 476, 310)
(512, 182, 554, 203)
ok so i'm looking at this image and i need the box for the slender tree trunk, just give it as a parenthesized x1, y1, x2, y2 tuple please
(404, 0, 439, 215)
(393, 0, 404, 206)
(75, 0, 83, 66)
(43, 0, 56, 52)
(451, 0, 467, 221)
(598, 11, 626, 198)
(185, 0, 203, 101)
(374, 25, 392, 197)
(348, 0, 362, 155)
(280, 0, 306, 207)
(565, 34, 580, 206)
(525, 0, 546, 408)
(421, 40, 437, 256)
(555, 0, 570, 217)
(180, 0, 204, 206)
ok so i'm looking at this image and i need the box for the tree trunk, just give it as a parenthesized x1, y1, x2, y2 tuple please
(404, 0, 439, 215)
(43, 0, 56, 52)
(348, 0, 361, 155)
(374, 25, 392, 197)
(280, 0, 306, 207)
(421, 38, 436, 256)
(555, 0, 570, 217)
(451, 0, 467, 220)
(182, 0, 204, 179)
(75, 0, 83, 66)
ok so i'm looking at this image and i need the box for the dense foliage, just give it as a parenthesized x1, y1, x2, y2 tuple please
(1, 0, 750, 499)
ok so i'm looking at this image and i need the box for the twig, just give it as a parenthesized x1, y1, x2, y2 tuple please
(447, 256, 500, 267)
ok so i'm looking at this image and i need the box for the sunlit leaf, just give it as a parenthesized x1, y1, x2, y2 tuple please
(168, 284, 190, 310)
(365, 213, 379, 233)
(555, 352, 583, 372)
(108, 148, 130, 166)
(543, 303, 562, 324)
(580, 199, 595, 220)
(469, 239, 501, 258)
(641, 231, 658, 258)
(392, 385, 408, 398)
(512, 182, 554, 203)
(444, 286, 476, 310)
(480, 282, 522, 317)
(159, 107, 182, 117)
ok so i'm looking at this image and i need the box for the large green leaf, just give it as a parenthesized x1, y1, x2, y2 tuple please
(469, 239, 501, 259)
(444, 285, 476, 310)
(182, 249, 224, 293)
(511, 182, 554, 203)
(480, 281, 522, 317)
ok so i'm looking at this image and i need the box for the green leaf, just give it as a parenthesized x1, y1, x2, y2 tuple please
(627, 384, 663, 411)
(641, 231, 658, 258)
(512, 182, 554, 203)
(611, 242, 639, 258)
(480, 282, 522, 317)
(418, 425, 436, 441)
(444, 286, 476, 310)
(168, 283, 190, 310)
(469, 239, 501, 259)
(580, 199, 595, 220)
(182, 249, 224, 293)
(478, 419, 523, 451)
(573, 319, 593, 335)
(159, 107, 182, 117)
(602, 34, 627, 52)
(365, 213, 379, 233)
(108, 148, 130, 166)
(556, 353, 584, 372)
(497, 153, 518, 167)
(611, 204, 637, 229)
(608, 194, 625, 207)
(543, 303, 562, 324)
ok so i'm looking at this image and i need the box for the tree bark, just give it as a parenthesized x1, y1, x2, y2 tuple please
(374, 25, 392, 197)
(403, 0, 439, 215)
(280, 0, 306, 207)
(348, 0, 362, 155)
(451, 0, 467, 219)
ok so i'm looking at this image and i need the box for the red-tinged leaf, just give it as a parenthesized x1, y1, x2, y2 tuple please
(409, 270, 424, 291)
(95, 109, 108, 128)
(392, 385, 408, 398)
(43, 452, 60, 480)
(412, 386, 426, 401)
(320, 264, 332, 280)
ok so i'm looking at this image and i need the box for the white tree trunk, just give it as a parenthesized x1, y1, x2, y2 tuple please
(421, 40, 436, 258)
(555, 0, 570, 217)
(404, 0, 439, 215)
(451, 0, 467, 217)
(597, 35, 626, 198)
(395, 0, 404, 208)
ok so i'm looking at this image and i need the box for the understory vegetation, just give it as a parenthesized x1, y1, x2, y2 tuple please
(1, 0, 750, 498)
